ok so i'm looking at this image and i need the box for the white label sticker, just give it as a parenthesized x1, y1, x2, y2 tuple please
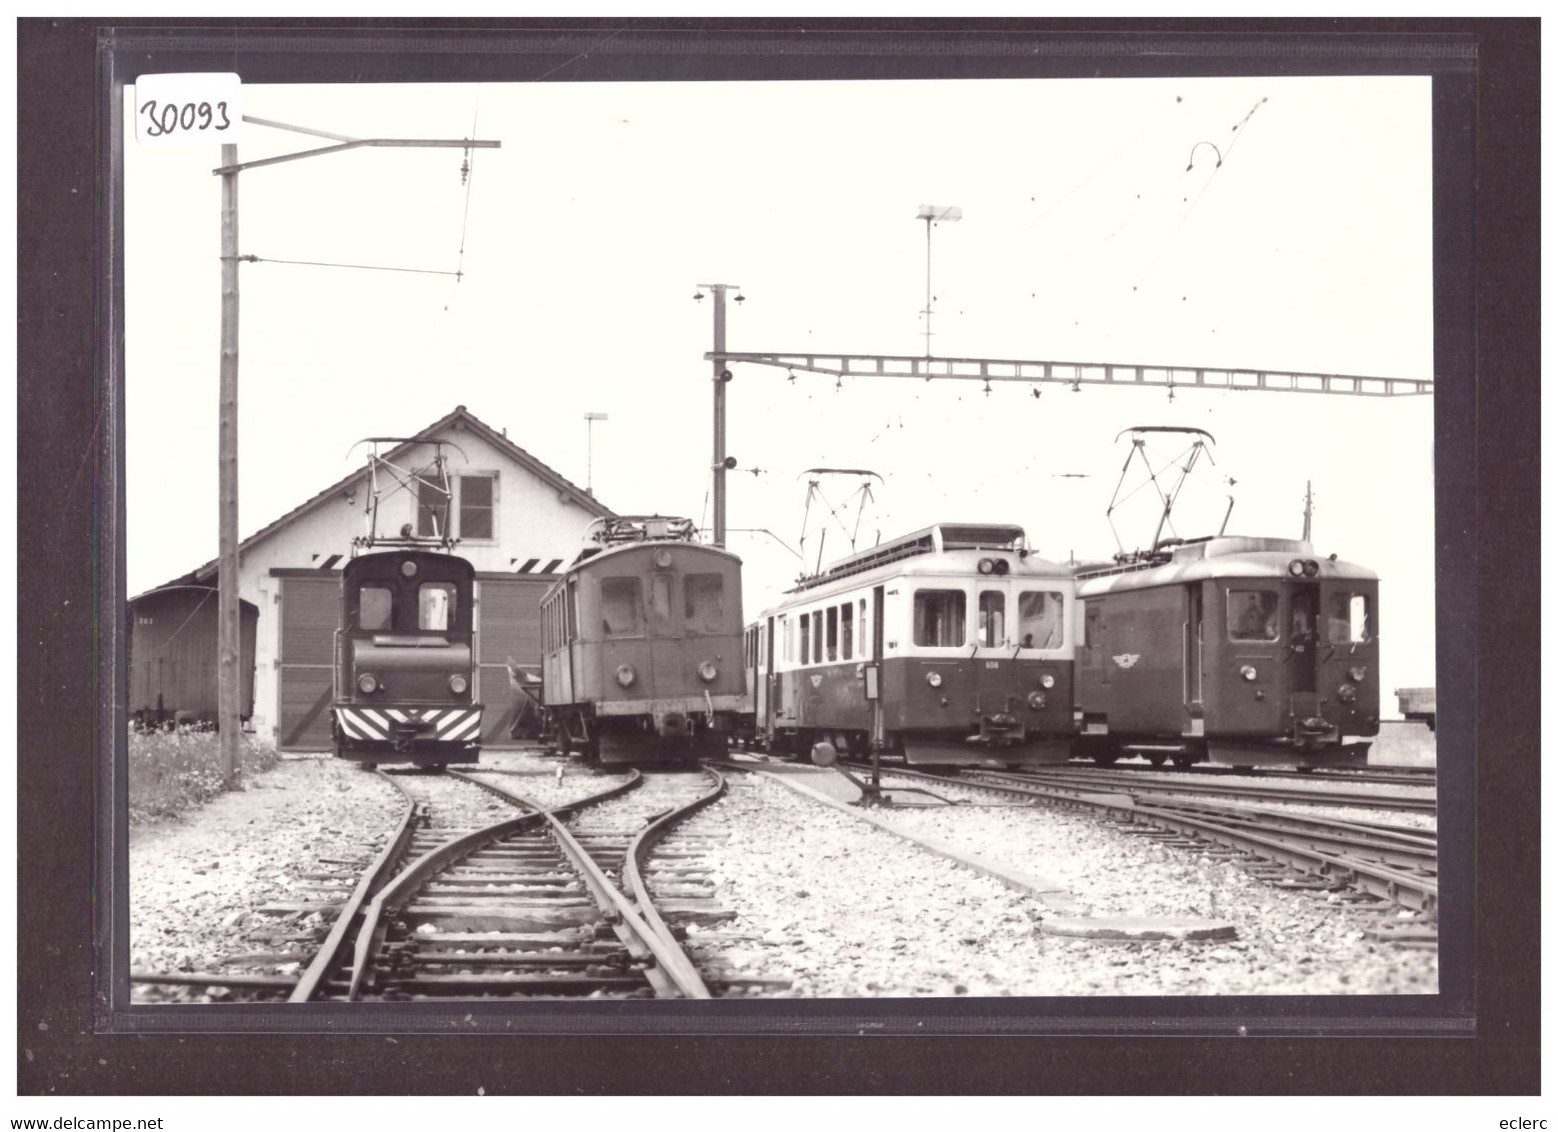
(134, 73, 242, 147)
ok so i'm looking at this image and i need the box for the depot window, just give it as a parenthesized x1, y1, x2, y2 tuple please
(913, 589, 967, 648)
(359, 586, 393, 631)
(1017, 591, 1064, 649)
(418, 583, 457, 631)
(684, 573, 725, 634)
(459, 474, 496, 540)
(977, 590, 1005, 647)
(1327, 592, 1372, 644)
(1228, 588, 1280, 642)
(600, 577, 643, 637)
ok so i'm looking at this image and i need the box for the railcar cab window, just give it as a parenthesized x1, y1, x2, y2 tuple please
(914, 589, 967, 648)
(978, 591, 1005, 647)
(826, 607, 839, 661)
(1327, 592, 1372, 644)
(359, 586, 393, 631)
(419, 583, 457, 631)
(1016, 591, 1064, 649)
(841, 603, 854, 659)
(684, 573, 725, 634)
(600, 577, 643, 637)
(1228, 589, 1280, 642)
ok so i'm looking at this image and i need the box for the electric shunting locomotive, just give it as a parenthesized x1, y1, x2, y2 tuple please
(744, 522, 1077, 767)
(1073, 535, 1379, 769)
(331, 549, 483, 768)
(539, 516, 745, 763)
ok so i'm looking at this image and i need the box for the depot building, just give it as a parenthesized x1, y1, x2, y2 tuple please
(132, 405, 614, 751)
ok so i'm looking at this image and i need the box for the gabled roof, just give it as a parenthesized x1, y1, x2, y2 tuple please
(142, 406, 615, 596)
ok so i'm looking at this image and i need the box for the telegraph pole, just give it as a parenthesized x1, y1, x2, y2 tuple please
(217, 145, 240, 784)
(696, 283, 741, 546)
(214, 121, 500, 784)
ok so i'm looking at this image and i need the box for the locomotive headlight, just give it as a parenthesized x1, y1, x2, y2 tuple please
(698, 661, 719, 683)
(1027, 690, 1047, 710)
(994, 559, 1010, 575)
(400, 559, 418, 578)
(448, 674, 469, 695)
(1288, 559, 1306, 577)
(1039, 674, 1056, 689)
(654, 549, 673, 569)
(977, 558, 995, 575)
(615, 664, 637, 688)
(925, 671, 943, 688)
(357, 673, 379, 694)
(1303, 559, 1320, 578)
(1347, 666, 1367, 682)
(1337, 683, 1358, 703)
(1239, 665, 1258, 682)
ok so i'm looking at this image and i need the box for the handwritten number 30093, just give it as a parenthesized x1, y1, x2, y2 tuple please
(140, 100, 232, 137)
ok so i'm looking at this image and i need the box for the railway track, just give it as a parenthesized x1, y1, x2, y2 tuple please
(1083, 759, 1436, 789)
(972, 765, 1436, 814)
(849, 762, 1438, 932)
(301, 767, 726, 1001)
(134, 765, 731, 1002)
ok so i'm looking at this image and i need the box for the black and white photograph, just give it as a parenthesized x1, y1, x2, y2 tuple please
(116, 54, 1453, 1012)
(20, 18, 1541, 1103)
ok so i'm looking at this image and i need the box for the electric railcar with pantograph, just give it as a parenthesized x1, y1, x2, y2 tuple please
(330, 549, 484, 768)
(743, 522, 1078, 767)
(539, 516, 745, 764)
(1073, 535, 1379, 770)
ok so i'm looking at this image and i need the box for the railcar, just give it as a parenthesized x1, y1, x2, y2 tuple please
(330, 549, 483, 768)
(128, 586, 257, 729)
(539, 516, 744, 763)
(1074, 535, 1379, 769)
(745, 522, 1077, 767)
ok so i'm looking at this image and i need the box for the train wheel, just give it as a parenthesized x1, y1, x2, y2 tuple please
(1146, 751, 1168, 768)
(1171, 755, 1194, 770)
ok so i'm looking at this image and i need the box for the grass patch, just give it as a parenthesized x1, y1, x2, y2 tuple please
(128, 728, 280, 824)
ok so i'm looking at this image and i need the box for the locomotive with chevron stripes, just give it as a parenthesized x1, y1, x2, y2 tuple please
(539, 516, 744, 763)
(330, 549, 483, 767)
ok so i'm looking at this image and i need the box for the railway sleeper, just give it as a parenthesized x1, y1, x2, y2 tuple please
(414, 951, 632, 969)
(381, 973, 653, 995)
(400, 908, 601, 932)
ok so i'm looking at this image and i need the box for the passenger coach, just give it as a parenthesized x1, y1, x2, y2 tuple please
(744, 523, 1077, 767)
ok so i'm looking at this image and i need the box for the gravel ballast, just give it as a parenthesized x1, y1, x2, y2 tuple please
(128, 751, 1438, 1002)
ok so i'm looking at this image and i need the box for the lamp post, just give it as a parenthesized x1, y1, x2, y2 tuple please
(916, 204, 962, 357)
(583, 412, 608, 495)
(695, 283, 742, 546)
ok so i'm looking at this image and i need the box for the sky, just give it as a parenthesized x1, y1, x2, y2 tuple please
(123, 73, 1437, 698)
